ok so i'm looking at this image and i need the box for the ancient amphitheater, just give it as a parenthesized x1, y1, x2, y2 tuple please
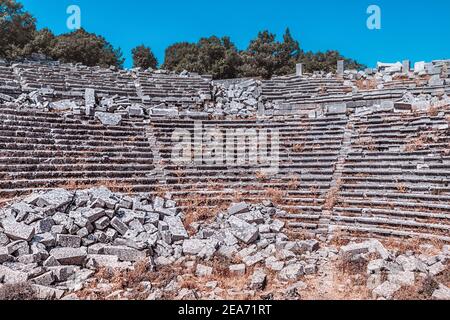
(0, 57, 449, 300)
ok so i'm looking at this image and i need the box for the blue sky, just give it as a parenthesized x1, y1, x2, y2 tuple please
(20, 0, 450, 68)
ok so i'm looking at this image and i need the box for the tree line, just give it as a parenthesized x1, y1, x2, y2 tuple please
(1, 0, 365, 79)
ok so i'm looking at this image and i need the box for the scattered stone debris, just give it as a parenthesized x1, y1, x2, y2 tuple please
(1, 187, 447, 300)
(212, 79, 263, 117)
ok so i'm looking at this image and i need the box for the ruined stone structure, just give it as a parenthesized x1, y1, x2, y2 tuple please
(0, 58, 449, 300)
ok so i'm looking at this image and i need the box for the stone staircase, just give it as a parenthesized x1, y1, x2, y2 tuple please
(149, 114, 348, 232)
(331, 105, 450, 241)
(0, 102, 449, 241)
(0, 104, 157, 199)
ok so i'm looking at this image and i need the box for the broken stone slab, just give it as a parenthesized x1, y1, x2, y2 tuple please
(250, 269, 267, 290)
(32, 284, 65, 300)
(2, 220, 35, 241)
(429, 75, 444, 86)
(94, 217, 110, 230)
(56, 234, 81, 248)
(43, 256, 60, 267)
(95, 112, 122, 126)
(182, 239, 219, 259)
(49, 265, 78, 282)
(278, 263, 304, 281)
(228, 216, 259, 245)
(84, 88, 95, 114)
(326, 103, 347, 114)
(10, 202, 36, 221)
(269, 220, 285, 233)
(372, 281, 401, 300)
(296, 240, 320, 253)
(31, 271, 55, 286)
(367, 259, 386, 274)
(340, 240, 390, 261)
(127, 104, 144, 116)
(83, 208, 105, 223)
(32, 189, 73, 209)
(35, 233, 56, 248)
(387, 271, 415, 286)
(229, 264, 246, 276)
(228, 202, 250, 215)
(6, 240, 29, 256)
(49, 247, 87, 266)
(235, 210, 265, 224)
(242, 252, 265, 267)
(0, 93, 14, 102)
(163, 216, 188, 242)
(0, 247, 13, 263)
(428, 262, 446, 276)
(110, 217, 129, 236)
(0, 265, 29, 284)
(102, 245, 146, 262)
(195, 264, 213, 277)
(432, 284, 450, 300)
(149, 107, 179, 117)
(35, 217, 55, 234)
(49, 100, 77, 112)
(86, 254, 131, 270)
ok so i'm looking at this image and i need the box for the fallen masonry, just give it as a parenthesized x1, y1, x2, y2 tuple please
(0, 57, 450, 300)
(0, 187, 448, 300)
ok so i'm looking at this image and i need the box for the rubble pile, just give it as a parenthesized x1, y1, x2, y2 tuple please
(344, 60, 450, 90)
(211, 79, 264, 116)
(1, 188, 447, 300)
(0, 188, 322, 299)
(0, 187, 181, 297)
(339, 240, 449, 300)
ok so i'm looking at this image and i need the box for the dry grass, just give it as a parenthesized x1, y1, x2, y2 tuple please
(355, 79, 378, 90)
(292, 143, 305, 153)
(255, 170, 267, 182)
(264, 188, 286, 205)
(60, 179, 134, 194)
(392, 276, 440, 300)
(324, 179, 342, 210)
(287, 175, 301, 189)
(404, 133, 432, 152)
(427, 106, 439, 117)
(356, 137, 377, 151)
(396, 183, 407, 193)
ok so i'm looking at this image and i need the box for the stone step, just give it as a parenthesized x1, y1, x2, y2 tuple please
(0, 152, 153, 161)
(341, 175, 450, 184)
(0, 163, 154, 172)
(340, 184, 450, 193)
(339, 190, 450, 202)
(327, 224, 450, 242)
(0, 169, 156, 181)
(337, 198, 450, 212)
(0, 176, 158, 191)
(334, 206, 450, 220)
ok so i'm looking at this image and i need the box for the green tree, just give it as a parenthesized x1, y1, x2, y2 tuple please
(196, 36, 241, 79)
(163, 37, 241, 79)
(162, 42, 199, 73)
(0, 0, 36, 59)
(300, 50, 365, 73)
(132, 45, 157, 69)
(21, 28, 56, 58)
(239, 31, 280, 79)
(51, 28, 124, 68)
(275, 28, 302, 76)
